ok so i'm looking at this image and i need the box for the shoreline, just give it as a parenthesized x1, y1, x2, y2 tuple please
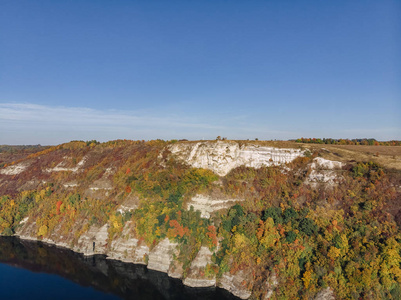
(9, 233, 249, 299)
(0, 235, 238, 300)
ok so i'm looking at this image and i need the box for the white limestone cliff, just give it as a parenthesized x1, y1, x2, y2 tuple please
(219, 270, 252, 299)
(107, 221, 139, 263)
(187, 194, 244, 218)
(314, 287, 335, 300)
(183, 246, 216, 288)
(307, 157, 345, 185)
(75, 223, 109, 255)
(147, 238, 178, 273)
(0, 162, 30, 175)
(167, 141, 305, 176)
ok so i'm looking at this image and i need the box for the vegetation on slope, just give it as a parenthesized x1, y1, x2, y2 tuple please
(0, 140, 401, 299)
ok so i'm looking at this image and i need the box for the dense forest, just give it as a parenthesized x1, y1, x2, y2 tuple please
(0, 140, 401, 299)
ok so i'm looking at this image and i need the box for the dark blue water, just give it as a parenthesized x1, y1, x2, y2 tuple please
(0, 237, 239, 300)
(0, 263, 119, 300)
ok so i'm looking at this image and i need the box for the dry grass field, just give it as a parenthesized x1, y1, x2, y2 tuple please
(188, 139, 401, 171)
(302, 143, 401, 171)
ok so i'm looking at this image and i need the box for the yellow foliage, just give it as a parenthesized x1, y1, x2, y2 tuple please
(258, 218, 279, 249)
(38, 225, 48, 237)
(328, 246, 341, 260)
(302, 269, 313, 288)
(234, 233, 248, 249)
(113, 220, 120, 229)
(339, 234, 349, 255)
(1, 221, 10, 229)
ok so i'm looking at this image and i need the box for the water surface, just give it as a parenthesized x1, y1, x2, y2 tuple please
(0, 237, 239, 300)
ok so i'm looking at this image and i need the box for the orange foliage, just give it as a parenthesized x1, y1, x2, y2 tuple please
(168, 219, 189, 238)
(56, 201, 63, 215)
(206, 225, 218, 246)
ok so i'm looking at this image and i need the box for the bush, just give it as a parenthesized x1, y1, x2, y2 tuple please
(2, 227, 13, 236)
(285, 231, 297, 243)
(352, 161, 383, 180)
(283, 208, 298, 224)
(262, 207, 283, 224)
(299, 218, 318, 236)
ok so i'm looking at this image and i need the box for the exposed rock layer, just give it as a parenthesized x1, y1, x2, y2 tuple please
(147, 238, 178, 273)
(183, 246, 216, 288)
(187, 194, 243, 218)
(168, 141, 305, 176)
(307, 157, 345, 185)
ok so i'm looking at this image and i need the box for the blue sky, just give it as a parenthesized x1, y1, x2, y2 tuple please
(1, 0, 400, 145)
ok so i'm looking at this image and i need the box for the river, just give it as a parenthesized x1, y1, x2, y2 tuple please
(0, 237, 239, 300)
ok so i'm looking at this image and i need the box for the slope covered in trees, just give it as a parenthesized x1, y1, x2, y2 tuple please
(0, 140, 400, 299)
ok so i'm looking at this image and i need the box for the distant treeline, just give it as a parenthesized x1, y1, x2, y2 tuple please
(0, 145, 48, 153)
(295, 138, 401, 146)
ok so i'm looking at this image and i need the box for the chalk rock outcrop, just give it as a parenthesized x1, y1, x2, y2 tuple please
(0, 162, 29, 175)
(263, 272, 278, 299)
(168, 260, 184, 279)
(314, 287, 335, 300)
(187, 194, 243, 218)
(107, 221, 138, 262)
(116, 195, 139, 214)
(307, 157, 345, 185)
(45, 156, 87, 173)
(168, 141, 304, 176)
(310, 157, 344, 170)
(133, 241, 150, 265)
(89, 167, 115, 191)
(75, 223, 109, 255)
(219, 270, 252, 299)
(147, 238, 178, 273)
(16, 219, 38, 241)
(183, 246, 216, 288)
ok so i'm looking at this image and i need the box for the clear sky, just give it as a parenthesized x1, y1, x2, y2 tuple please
(1, 0, 400, 145)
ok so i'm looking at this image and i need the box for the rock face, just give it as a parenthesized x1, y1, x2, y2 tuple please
(187, 194, 243, 218)
(307, 157, 345, 185)
(218, 271, 252, 299)
(89, 167, 115, 191)
(76, 224, 109, 255)
(263, 272, 278, 300)
(45, 155, 87, 173)
(183, 246, 216, 288)
(168, 141, 305, 176)
(133, 241, 150, 265)
(310, 157, 344, 170)
(168, 260, 184, 279)
(314, 287, 335, 300)
(16, 220, 38, 241)
(0, 162, 29, 175)
(147, 238, 178, 273)
(107, 221, 139, 263)
(116, 195, 139, 214)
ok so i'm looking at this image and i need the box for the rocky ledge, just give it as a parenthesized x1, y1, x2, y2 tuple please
(14, 220, 254, 299)
(167, 141, 305, 176)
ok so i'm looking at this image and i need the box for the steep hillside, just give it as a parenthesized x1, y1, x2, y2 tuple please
(0, 145, 49, 169)
(0, 139, 401, 299)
